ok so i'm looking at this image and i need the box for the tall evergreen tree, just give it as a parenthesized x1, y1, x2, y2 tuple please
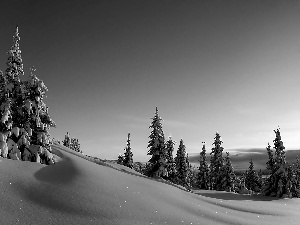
(0, 27, 56, 163)
(175, 139, 188, 187)
(263, 128, 300, 197)
(219, 152, 236, 191)
(123, 133, 133, 169)
(4, 26, 25, 128)
(210, 132, 224, 190)
(245, 159, 262, 192)
(165, 136, 176, 178)
(147, 107, 166, 177)
(197, 142, 210, 190)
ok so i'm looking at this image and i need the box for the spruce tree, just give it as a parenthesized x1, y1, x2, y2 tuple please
(5, 26, 25, 128)
(165, 136, 176, 179)
(210, 132, 224, 190)
(266, 142, 274, 172)
(1, 27, 55, 163)
(186, 153, 194, 189)
(117, 154, 124, 165)
(5, 27, 24, 82)
(63, 132, 71, 147)
(175, 139, 188, 187)
(0, 70, 12, 134)
(295, 156, 300, 191)
(219, 152, 236, 191)
(197, 142, 210, 190)
(147, 107, 166, 177)
(23, 67, 56, 150)
(245, 159, 262, 192)
(262, 128, 300, 197)
(123, 133, 133, 169)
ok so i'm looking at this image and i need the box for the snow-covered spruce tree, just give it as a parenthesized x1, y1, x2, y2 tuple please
(262, 128, 300, 197)
(1, 27, 55, 164)
(23, 67, 56, 150)
(4, 27, 25, 128)
(174, 139, 188, 187)
(0, 27, 24, 140)
(219, 152, 236, 191)
(245, 159, 262, 192)
(123, 133, 133, 169)
(147, 107, 167, 177)
(209, 132, 224, 190)
(165, 136, 176, 179)
(197, 142, 210, 190)
(0, 70, 12, 134)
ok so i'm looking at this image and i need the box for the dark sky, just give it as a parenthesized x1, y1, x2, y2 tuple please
(1, 0, 300, 161)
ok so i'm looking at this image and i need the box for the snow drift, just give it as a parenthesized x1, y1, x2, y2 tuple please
(0, 143, 299, 225)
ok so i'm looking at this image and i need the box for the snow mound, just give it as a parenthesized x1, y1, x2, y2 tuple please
(0, 144, 299, 225)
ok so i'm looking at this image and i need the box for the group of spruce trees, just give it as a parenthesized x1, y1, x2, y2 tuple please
(0, 27, 56, 164)
(144, 107, 235, 190)
(63, 132, 82, 153)
(118, 107, 300, 198)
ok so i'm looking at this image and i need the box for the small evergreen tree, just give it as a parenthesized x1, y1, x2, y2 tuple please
(294, 156, 300, 191)
(266, 142, 275, 172)
(197, 142, 210, 190)
(210, 132, 224, 190)
(175, 139, 188, 187)
(235, 170, 247, 193)
(186, 153, 194, 189)
(245, 159, 262, 192)
(123, 133, 133, 169)
(165, 136, 176, 179)
(63, 132, 71, 147)
(219, 152, 236, 191)
(147, 107, 167, 177)
(117, 154, 124, 165)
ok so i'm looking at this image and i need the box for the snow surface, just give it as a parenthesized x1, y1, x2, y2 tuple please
(0, 144, 299, 225)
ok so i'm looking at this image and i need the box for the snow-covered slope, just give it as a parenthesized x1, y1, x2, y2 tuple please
(0, 144, 299, 225)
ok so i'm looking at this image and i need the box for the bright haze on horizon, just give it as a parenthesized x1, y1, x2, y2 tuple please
(0, 0, 300, 162)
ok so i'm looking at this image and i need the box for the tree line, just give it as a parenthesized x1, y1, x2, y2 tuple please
(118, 107, 300, 198)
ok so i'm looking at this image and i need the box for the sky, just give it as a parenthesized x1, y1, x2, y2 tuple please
(1, 0, 300, 162)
